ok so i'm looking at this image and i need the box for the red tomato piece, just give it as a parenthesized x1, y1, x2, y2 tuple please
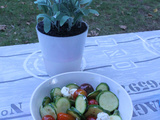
(57, 113, 75, 120)
(73, 89, 87, 100)
(42, 115, 55, 120)
(88, 99, 98, 105)
(87, 116, 97, 120)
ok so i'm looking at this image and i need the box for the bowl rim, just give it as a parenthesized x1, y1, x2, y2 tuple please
(30, 71, 133, 120)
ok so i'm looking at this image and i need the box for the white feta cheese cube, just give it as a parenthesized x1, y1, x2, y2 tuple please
(96, 112, 110, 120)
(61, 86, 71, 98)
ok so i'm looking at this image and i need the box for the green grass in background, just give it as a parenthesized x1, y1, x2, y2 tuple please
(0, 0, 160, 46)
(86, 0, 160, 36)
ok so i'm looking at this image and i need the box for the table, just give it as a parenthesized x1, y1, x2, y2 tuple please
(1, 30, 160, 120)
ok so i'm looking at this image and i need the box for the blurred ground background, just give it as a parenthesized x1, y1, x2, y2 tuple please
(0, 0, 160, 46)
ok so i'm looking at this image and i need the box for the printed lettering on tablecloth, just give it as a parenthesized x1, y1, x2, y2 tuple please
(0, 102, 31, 119)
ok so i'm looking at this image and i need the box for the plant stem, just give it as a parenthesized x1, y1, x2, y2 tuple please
(58, 0, 61, 32)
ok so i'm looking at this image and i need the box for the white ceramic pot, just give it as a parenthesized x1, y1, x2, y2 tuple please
(36, 23, 88, 76)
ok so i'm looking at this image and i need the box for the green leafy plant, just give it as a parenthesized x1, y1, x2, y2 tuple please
(34, 0, 99, 33)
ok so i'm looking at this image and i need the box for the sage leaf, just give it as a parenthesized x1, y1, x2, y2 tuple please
(60, 16, 70, 26)
(80, 0, 92, 5)
(80, 8, 99, 16)
(88, 9, 99, 16)
(36, 14, 51, 23)
(44, 17, 51, 33)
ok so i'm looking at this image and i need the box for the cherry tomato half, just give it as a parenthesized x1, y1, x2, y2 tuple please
(73, 89, 87, 100)
(42, 115, 55, 120)
(57, 113, 75, 120)
(88, 99, 98, 105)
(87, 116, 97, 120)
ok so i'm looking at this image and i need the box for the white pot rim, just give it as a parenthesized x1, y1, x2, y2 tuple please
(36, 21, 89, 38)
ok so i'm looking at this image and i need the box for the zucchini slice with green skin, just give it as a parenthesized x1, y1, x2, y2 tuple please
(39, 103, 57, 119)
(87, 90, 102, 99)
(50, 87, 62, 100)
(67, 107, 85, 120)
(110, 115, 122, 120)
(55, 97, 71, 114)
(95, 91, 101, 102)
(67, 109, 81, 120)
(50, 102, 57, 112)
(75, 95, 87, 114)
(66, 83, 79, 89)
(84, 105, 108, 118)
(113, 109, 120, 115)
(96, 82, 109, 91)
(69, 99, 75, 106)
(97, 90, 119, 112)
(42, 96, 51, 107)
(53, 96, 61, 103)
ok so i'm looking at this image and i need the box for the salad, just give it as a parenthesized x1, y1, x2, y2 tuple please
(40, 82, 122, 120)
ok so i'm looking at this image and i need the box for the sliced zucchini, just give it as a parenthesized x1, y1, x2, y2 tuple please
(50, 102, 57, 112)
(113, 109, 120, 115)
(84, 105, 107, 118)
(66, 83, 79, 89)
(39, 104, 57, 119)
(42, 96, 51, 107)
(53, 96, 61, 103)
(55, 97, 71, 113)
(39, 105, 43, 117)
(69, 99, 75, 106)
(96, 82, 109, 91)
(87, 90, 101, 99)
(67, 108, 81, 120)
(110, 115, 122, 120)
(97, 90, 119, 112)
(50, 87, 62, 100)
(96, 91, 101, 102)
(75, 95, 87, 114)
(67, 107, 85, 120)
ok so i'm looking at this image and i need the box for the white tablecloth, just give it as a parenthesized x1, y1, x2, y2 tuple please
(1, 30, 160, 120)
